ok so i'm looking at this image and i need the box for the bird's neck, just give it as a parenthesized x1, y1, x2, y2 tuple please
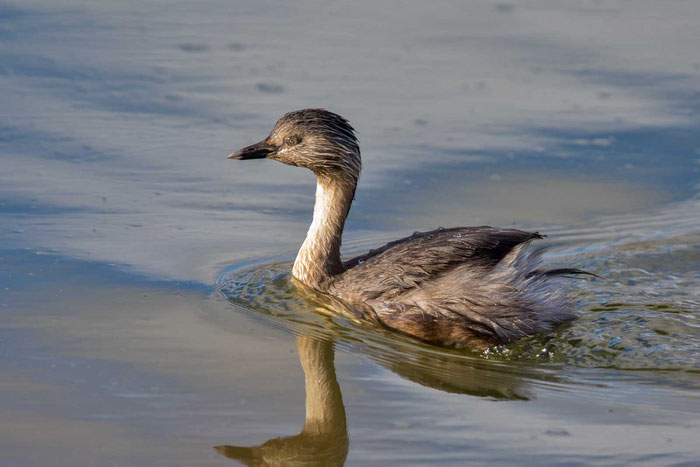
(292, 175, 356, 289)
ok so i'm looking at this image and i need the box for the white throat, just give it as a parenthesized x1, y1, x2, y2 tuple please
(292, 176, 355, 288)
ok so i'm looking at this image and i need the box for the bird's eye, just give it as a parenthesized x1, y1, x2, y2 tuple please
(284, 135, 301, 146)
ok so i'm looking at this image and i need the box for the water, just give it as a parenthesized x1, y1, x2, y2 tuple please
(1, 0, 699, 465)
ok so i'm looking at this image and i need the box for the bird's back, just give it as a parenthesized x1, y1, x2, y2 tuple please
(328, 227, 578, 347)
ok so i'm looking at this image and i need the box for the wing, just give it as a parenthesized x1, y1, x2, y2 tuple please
(330, 226, 543, 301)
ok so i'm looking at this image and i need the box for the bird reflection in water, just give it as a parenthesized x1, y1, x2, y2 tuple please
(214, 335, 349, 466)
(213, 330, 537, 465)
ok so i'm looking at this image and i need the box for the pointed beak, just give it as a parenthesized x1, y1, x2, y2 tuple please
(228, 140, 278, 160)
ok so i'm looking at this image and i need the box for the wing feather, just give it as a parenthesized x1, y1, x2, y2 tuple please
(330, 226, 543, 301)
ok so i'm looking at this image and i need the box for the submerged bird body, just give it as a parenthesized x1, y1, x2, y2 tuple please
(230, 109, 589, 348)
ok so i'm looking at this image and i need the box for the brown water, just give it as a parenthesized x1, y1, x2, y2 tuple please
(1, 1, 699, 465)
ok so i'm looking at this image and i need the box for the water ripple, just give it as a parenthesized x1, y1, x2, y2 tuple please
(218, 221, 700, 400)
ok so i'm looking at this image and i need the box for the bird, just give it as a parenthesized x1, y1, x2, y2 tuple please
(228, 109, 593, 348)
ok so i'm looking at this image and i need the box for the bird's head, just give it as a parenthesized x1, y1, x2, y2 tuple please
(229, 109, 361, 183)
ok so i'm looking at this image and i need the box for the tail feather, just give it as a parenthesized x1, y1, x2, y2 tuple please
(528, 268, 600, 279)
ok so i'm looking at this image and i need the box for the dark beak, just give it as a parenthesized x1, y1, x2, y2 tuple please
(228, 140, 277, 160)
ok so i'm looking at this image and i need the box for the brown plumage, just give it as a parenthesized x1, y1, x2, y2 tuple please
(229, 109, 592, 348)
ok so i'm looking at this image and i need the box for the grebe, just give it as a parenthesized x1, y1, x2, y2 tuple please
(229, 109, 592, 348)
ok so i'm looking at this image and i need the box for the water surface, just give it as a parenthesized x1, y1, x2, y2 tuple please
(1, 1, 699, 465)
